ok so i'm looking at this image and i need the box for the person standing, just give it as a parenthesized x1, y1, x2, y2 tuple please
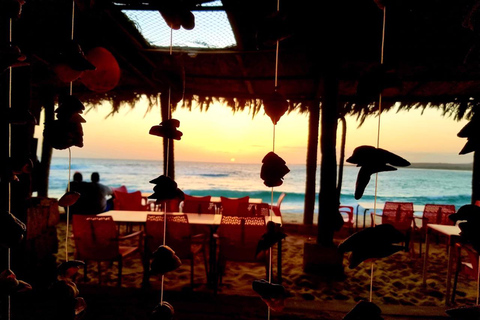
(89, 172, 113, 213)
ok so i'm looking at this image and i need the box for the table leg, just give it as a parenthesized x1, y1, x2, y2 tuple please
(277, 239, 282, 284)
(422, 229, 430, 287)
(445, 237, 454, 305)
(208, 226, 218, 293)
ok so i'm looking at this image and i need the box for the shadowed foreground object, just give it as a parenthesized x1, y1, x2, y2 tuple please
(346, 145, 410, 199)
(449, 204, 480, 253)
(148, 175, 184, 202)
(255, 221, 286, 258)
(338, 224, 405, 268)
(343, 300, 383, 320)
(446, 305, 480, 319)
(58, 191, 80, 207)
(149, 119, 183, 140)
(150, 245, 182, 276)
(263, 91, 289, 125)
(150, 300, 175, 320)
(457, 113, 480, 155)
(0, 269, 31, 296)
(0, 211, 26, 248)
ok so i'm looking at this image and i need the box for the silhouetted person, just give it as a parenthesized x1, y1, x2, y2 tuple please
(66, 172, 88, 215)
(89, 172, 113, 213)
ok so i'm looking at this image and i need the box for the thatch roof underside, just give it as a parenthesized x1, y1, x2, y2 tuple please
(9, 0, 480, 120)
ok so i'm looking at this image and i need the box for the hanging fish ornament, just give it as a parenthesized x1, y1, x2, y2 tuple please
(0, 269, 32, 296)
(148, 175, 184, 202)
(263, 91, 288, 125)
(260, 152, 290, 187)
(51, 40, 96, 83)
(338, 224, 405, 269)
(150, 301, 175, 320)
(0, 44, 27, 74)
(49, 260, 87, 320)
(252, 279, 287, 312)
(449, 204, 480, 254)
(346, 145, 410, 199)
(43, 95, 86, 150)
(149, 119, 183, 140)
(58, 191, 81, 207)
(158, 2, 194, 30)
(458, 113, 480, 155)
(255, 221, 286, 258)
(0, 211, 26, 248)
(150, 245, 182, 276)
(344, 300, 384, 320)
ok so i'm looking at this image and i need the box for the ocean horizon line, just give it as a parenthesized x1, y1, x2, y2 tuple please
(51, 156, 473, 170)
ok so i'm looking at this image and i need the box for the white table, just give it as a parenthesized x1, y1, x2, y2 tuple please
(421, 224, 461, 305)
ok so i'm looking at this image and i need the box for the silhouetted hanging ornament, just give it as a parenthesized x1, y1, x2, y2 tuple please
(149, 119, 183, 140)
(260, 152, 290, 187)
(255, 221, 286, 258)
(346, 145, 410, 200)
(1, 157, 33, 182)
(58, 191, 81, 207)
(256, 11, 293, 48)
(0, 43, 27, 74)
(449, 204, 480, 254)
(52, 40, 96, 83)
(150, 301, 175, 320)
(80, 47, 121, 93)
(150, 245, 182, 275)
(0, 212, 26, 248)
(7, 108, 36, 125)
(458, 113, 480, 155)
(49, 260, 87, 320)
(43, 95, 86, 150)
(0, 0, 25, 20)
(356, 64, 402, 103)
(343, 300, 384, 320)
(263, 91, 288, 125)
(158, 2, 195, 30)
(0, 269, 32, 296)
(252, 279, 287, 311)
(338, 224, 405, 269)
(148, 175, 184, 202)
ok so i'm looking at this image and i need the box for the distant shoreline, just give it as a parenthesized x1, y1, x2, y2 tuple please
(407, 162, 472, 171)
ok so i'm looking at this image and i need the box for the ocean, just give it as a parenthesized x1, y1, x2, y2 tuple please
(45, 157, 473, 223)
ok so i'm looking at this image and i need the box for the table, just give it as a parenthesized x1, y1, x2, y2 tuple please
(98, 210, 282, 290)
(421, 224, 461, 305)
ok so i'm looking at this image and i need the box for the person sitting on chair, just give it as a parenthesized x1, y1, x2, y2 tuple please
(89, 172, 113, 214)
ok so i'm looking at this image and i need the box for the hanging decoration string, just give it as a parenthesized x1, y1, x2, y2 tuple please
(65, 0, 76, 262)
(160, 25, 175, 308)
(370, 5, 387, 303)
(7, 16, 13, 320)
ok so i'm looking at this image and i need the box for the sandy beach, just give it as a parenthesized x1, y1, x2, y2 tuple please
(44, 215, 480, 319)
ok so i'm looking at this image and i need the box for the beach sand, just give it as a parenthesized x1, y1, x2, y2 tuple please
(47, 218, 480, 319)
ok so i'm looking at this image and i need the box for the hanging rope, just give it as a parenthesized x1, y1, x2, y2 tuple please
(7, 16, 13, 320)
(64, 0, 76, 263)
(369, 5, 387, 303)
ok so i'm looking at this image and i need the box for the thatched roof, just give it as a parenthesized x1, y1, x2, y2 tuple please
(9, 0, 480, 120)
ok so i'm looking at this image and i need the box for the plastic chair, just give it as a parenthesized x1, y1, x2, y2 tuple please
(113, 190, 150, 211)
(270, 193, 286, 217)
(339, 205, 355, 234)
(220, 196, 250, 216)
(142, 214, 207, 288)
(371, 201, 414, 252)
(72, 215, 142, 286)
(216, 216, 268, 285)
(181, 195, 214, 214)
(416, 204, 456, 256)
(452, 242, 479, 303)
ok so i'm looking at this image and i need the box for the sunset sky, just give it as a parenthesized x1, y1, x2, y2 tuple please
(34, 96, 472, 165)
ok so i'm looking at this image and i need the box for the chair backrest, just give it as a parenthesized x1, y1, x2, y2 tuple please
(111, 185, 128, 194)
(144, 214, 191, 258)
(220, 196, 250, 216)
(381, 201, 414, 231)
(217, 216, 266, 262)
(72, 215, 119, 261)
(113, 190, 147, 211)
(271, 193, 286, 217)
(457, 243, 479, 279)
(182, 195, 213, 214)
(254, 203, 272, 217)
(422, 204, 455, 228)
(339, 205, 354, 226)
